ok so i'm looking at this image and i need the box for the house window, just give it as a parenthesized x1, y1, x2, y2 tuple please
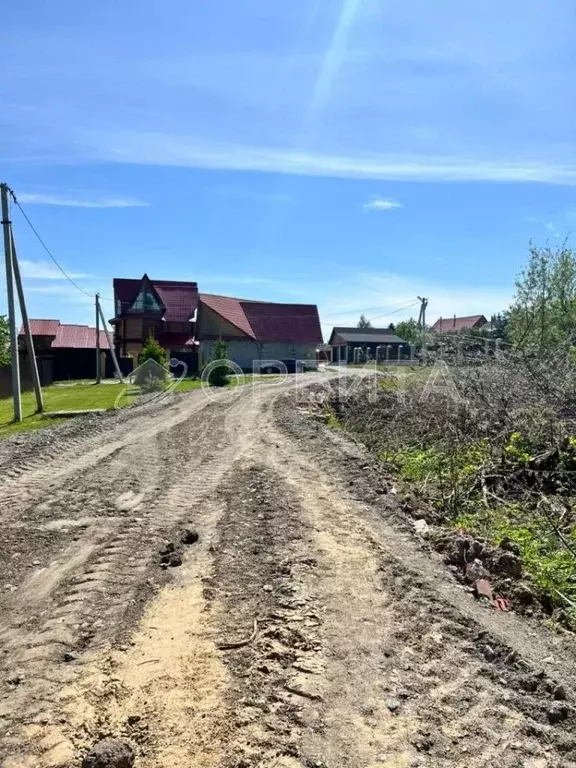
(130, 288, 161, 313)
(143, 321, 158, 339)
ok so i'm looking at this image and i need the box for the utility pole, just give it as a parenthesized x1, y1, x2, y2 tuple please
(11, 231, 43, 412)
(1, 183, 21, 421)
(417, 296, 428, 359)
(95, 293, 101, 383)
(96, 301, 123, 382)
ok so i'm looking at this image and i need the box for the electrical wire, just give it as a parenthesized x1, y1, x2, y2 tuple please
(8, 189, 107, 300)
(329, 298, 420, 318)
(368, 300, 420, 322)
(7, 190, 424, 322)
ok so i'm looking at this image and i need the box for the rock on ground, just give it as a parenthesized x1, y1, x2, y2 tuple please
(82, 738, 134, 768)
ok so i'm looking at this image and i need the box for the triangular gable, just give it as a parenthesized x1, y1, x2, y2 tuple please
(199, 294, 255, 338)
(127, 274, 165, 314)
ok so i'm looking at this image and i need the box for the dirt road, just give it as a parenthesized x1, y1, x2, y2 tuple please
(1, 377, 576, 767)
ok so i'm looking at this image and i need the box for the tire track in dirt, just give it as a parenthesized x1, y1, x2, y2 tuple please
(264, 396, 576, 767)
(12, 376, 576, 767)
(48, 462, 321, 768)
(0, 385, 276, 767)
(0, 390, 217, 523)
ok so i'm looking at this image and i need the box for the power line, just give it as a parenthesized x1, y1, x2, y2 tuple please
(330, 298, 420, 318)
(9, 189, 95, 299)
(6, 189, 424, 321)
(368, 300, 420, 322)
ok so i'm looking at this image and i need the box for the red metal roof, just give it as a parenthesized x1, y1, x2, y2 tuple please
(113, 275, 198, 322)
(23, 319, 60, 337)
(21, 320, 109, 349)
(431, 315, 487, 333)
(199, 294, 323, 344)
(199, 294, 254, 337)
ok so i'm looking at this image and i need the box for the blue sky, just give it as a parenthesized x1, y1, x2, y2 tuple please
(1, 0, 575, 337)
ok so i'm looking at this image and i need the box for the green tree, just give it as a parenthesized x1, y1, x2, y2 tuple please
(0, 316, 9, 367)
(207, 339, 230, 387)
(135, 335, 167, 387)
(395, 318, 420, 345)
(508, 244, 576, 351)
(138, 335, 166, 366)
(357, 314, 372, 329)
(465, 312, 509, 341)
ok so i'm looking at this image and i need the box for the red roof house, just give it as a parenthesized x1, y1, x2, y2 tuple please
(431, 315, 487, 333)
(20, 320, 109, 349)
(199, 293, 323, 344)
(110, 275, 321, 372)
(198, 293, 323, 370)
(111, 274, 198, 360)
(18, 320, 110, 383)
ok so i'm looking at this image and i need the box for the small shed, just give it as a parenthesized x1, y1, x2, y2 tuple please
(328, 327, 409, 364)
(19, 319, 111, 383)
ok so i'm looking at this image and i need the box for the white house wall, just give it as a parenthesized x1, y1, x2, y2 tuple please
(201, 340, 318, 371)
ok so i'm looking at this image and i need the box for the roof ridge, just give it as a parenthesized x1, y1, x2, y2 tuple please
(200, 292, 316, 308)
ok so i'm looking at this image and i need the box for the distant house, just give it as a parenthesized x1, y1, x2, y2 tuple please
(19, 319, 110, 383)
(198, 294, 323, 371)
(328, 327, 409, 364)
(431, 315, 487, 334)
(111, 274, 199, 371)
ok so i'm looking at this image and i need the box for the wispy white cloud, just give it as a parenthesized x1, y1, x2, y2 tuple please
(2, 0, 576, 188)
(76, 131, 576, 185)
(17, 193, 149, 209)
(364, 197, 402, 211)
(526, 215, 571, 239)
(19, 259, 92, 280)
(17, 284, 94, 305)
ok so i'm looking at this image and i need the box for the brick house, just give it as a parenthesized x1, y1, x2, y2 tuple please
(111, 274, 199, 369)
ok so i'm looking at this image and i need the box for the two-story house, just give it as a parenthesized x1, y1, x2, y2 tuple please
(111, 274, 199, 368)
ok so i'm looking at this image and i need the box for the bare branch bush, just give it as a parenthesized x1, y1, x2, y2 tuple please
(324, 351, 576, 620)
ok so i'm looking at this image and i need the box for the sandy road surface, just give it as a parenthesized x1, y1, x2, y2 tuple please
(1, 377, 576, 767)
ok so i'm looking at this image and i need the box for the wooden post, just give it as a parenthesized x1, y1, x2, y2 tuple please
(97, 302, 123, 382)
(1, 183, 21, 421)
(95, 293, 101, 383)
(10, 231, 43, 412)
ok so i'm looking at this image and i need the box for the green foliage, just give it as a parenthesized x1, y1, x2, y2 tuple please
(208, 339, 230, 387)
(134, 337, 168, 387)
(508, 244, 576, 351)
(378, 376, 400, 392)
(463, 313, 509, 341)
(503, 432, 532, 466)
(390, 440, 488, 483)
(395, 318, 420, 346)
(357, 314, 372, 329)
(386, 439, 490, 513)
(0, 315, 9, 367)
(138, 335, 167, 367)
(324, 405, 342, 428)
(455, 504, 576, 611)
